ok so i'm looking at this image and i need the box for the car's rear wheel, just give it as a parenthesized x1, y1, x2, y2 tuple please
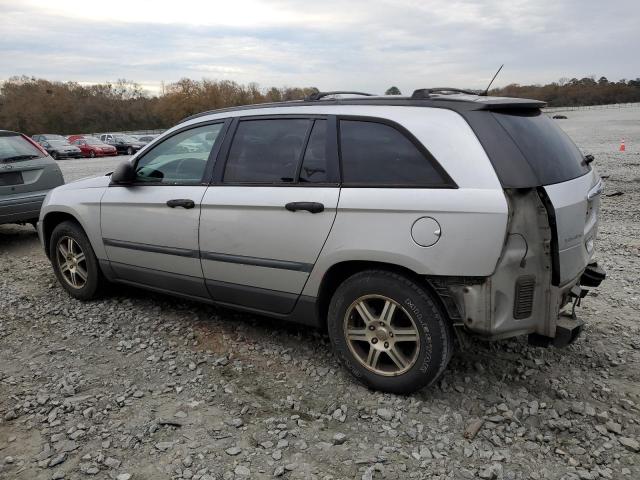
(327, 270, 453, 394)
(52, 151, 59, 160)
(89, 150, 96, 158)
(49, 221, 104, 300)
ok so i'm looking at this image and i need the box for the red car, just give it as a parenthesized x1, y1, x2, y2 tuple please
(71, 137, 118, 158)
(66, 134, 86, 143)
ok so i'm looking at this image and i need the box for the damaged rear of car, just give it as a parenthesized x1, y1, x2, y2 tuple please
(451, 105, 605, 347)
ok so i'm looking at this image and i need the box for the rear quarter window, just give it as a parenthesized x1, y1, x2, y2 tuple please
(338, 119, 451, 187)
(491, 110, 590, 185)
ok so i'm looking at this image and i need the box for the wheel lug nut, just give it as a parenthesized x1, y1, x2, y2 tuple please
(389, 332, 394, 337)
(384, 342, 389, 348)
(371, 338, 378, 344)
(368, 325, 375, 331)
(379, 322, 384, 326)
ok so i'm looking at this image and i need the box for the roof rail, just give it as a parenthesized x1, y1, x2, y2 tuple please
(411, 88, 479, 99)
(305, 91, 375, 101)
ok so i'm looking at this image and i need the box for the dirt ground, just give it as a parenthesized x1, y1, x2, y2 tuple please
(1, 109, 639, 480)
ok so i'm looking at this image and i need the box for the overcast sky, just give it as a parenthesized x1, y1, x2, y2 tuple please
(1, 0, 638, 95)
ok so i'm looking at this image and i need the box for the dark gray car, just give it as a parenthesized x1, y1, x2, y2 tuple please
(0, 130, 65, 226)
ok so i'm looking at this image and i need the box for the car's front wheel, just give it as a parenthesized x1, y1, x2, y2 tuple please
(51, 151, 59, 160)
(126, 147, 133, 155)
(49, 221, 104, 300)
(328, 270, 453, 394)
(89, 150, 96, 158)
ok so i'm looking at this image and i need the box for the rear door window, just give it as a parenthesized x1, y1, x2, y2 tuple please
(224, 119, 311, 184)
(0, 133, 46, 163)
(299, 120, 328, 183)
(492, 110, 589, 185)
(339, 120, 449, 186)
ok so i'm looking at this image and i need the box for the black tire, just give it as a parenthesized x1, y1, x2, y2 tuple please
(49, 221, 104, 300)
(89, 151, 96, 158)
(52, 151, 59, 160)
(126, 147, 133, 155)
(327, 270, 453, 394)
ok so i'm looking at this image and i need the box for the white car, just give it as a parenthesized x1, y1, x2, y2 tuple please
(38, 89, 605, 393)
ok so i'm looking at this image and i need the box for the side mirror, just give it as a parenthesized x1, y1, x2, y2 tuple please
(110, 160, 136, 185)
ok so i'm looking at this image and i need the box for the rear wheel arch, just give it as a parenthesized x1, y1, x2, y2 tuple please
(316, 260, 451, 330)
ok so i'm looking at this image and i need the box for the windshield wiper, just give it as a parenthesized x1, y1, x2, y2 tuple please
(1, 154, 41, 163)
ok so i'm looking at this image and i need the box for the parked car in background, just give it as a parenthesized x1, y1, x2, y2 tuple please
(71, 137, 118, 158)
(135, 135, 158, 144)
(66, 134, 87, 143)
(99, 134, 145, 155)
(39, 139, 82, 160)
(38, 89, 605, 394)
(1, 130, 64, 227)
(33, 134, 67, 143)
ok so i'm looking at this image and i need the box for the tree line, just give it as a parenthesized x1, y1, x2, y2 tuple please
(1, 75, 639, 135)
(0, 76, 318, 135)
(491, 76, 640, 107)
(387, 77, 640, 106)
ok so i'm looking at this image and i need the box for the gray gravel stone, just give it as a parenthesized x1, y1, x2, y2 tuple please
(234, 465, 250, 476)
(376, 408, 394, 421)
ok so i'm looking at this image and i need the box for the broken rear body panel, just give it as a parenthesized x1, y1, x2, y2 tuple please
(450, 108, 605, 344)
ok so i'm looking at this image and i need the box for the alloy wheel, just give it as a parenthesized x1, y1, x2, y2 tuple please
(56, 236, 88, 289)
(343, 294, 420, 376)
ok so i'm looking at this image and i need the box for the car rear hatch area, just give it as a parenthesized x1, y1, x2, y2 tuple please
(461, 104, 605, 343)
(465, 106, 605, 287)
(487, 109, 604, 287)
(0, 131, 65, 223)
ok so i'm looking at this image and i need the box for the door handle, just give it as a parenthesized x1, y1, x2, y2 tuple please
(166, 199, 195, 209)
(285, 202, 325, 213)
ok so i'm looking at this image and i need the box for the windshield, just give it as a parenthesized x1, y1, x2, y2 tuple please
(48, 140, 71, 146)
(43, 134, 65, 140)
(0, 134, 46, 162)
(115, 135, 138, 142)
(84, 137, 104, 145)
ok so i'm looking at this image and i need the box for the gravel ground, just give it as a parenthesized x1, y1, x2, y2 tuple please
(1, 110, 639, 480)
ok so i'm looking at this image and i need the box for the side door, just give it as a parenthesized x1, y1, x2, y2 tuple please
(100, 120, 229, 298)
(199, 115, 340, 313)
(73, 139, 87, 156)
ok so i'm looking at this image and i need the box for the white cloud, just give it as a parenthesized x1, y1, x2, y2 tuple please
(1, 0, 638, 95)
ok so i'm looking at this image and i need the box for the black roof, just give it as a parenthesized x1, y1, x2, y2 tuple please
(180, 92, 546, 124)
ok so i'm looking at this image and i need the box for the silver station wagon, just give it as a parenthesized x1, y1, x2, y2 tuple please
(38, 90, 605, 393)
